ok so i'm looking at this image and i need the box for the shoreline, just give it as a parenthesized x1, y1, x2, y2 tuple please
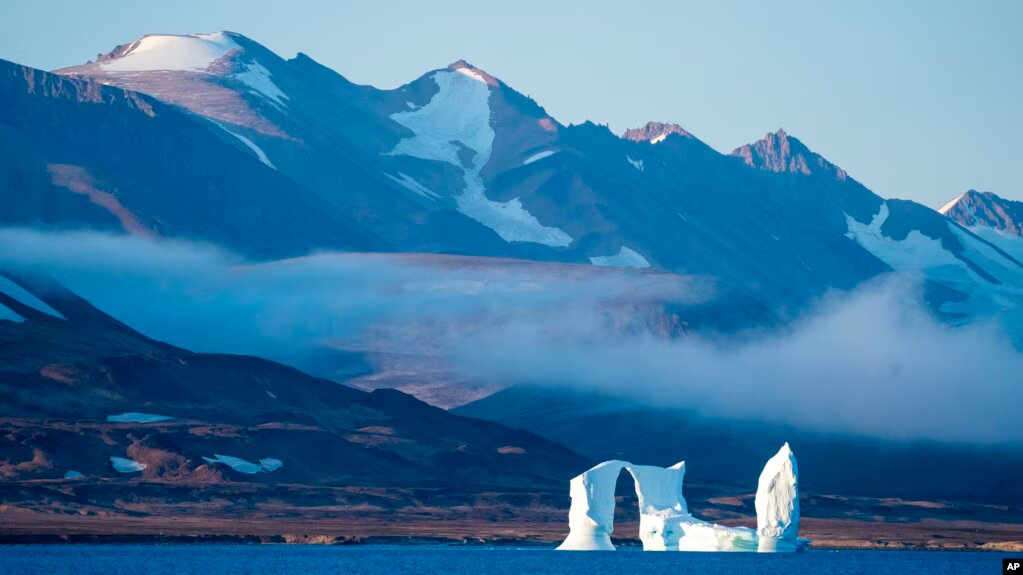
(0, 534, 1018, 551)
(0, 529, 1019, 552)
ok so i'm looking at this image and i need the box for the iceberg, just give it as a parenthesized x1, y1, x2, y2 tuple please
(756, 442, 801, 552)
(557, 443, 806, 552)
(555, 460, 627, 550)
(627, 461, 689, 551)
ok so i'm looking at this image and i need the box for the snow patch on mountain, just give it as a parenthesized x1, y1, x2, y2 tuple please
(846, 203, 1023, 328)
(234, 61, 288, 107)
(101, 33, 239, 72)
(389, 69, 493, 166)
(590, 247, 650, 268)
(107, 412, 174, 423)
(110, 456, 146, 473)
(259, 458, 284, 471)
(0, 302, 24, 322)
(968, 226, 1023, 262)
(845, 203, 964, 275)
(0, 275, 64, 319)
(950, 225, 1023, 286)
(202, 454, 282, 474)
(211, 121, 275, 169)
(385, 172, 439, 200)
(388, 68, 572, 246)
(626, 156, 644, 171)
(523, 150, 556, 165)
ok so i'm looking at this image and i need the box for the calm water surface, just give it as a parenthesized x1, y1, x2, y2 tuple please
(0, 544, 1011, 575)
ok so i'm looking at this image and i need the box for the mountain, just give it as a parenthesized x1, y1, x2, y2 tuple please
(940, 190, 1023, 262)
(622, 121, 696, 143)
(733, 130, 1023, 333)
(54, 33, 887, 310)
(57, 35, 541, 258)
(732, 127, 849, 180)
(54, 33, 1023, 330)
(0, 271, 590, 491)
(0, 58, 385, 258)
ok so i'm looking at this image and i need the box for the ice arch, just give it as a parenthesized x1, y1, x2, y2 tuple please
(557, 443, 804, 552)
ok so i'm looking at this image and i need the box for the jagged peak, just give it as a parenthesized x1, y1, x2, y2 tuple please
(940, 189, 1023, 236)
(939, 189, 1011, 215)
(622, 121, 695, 144)
(732, 129, 847, 181)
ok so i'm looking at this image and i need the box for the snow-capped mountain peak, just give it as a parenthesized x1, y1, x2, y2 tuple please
(940, 190, 1023, 238)
(732, 129, 848, 181)
(59, 31, 292, 138)
(622, 121, 695, 144)
(94, 32, 243, 73)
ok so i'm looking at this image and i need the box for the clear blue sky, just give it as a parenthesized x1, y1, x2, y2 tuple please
(3, 0, 1021, 206)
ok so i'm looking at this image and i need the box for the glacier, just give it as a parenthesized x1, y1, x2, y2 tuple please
(557, 444, 806, 552)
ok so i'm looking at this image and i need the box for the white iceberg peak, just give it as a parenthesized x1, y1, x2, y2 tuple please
(756, 442, 800, 551)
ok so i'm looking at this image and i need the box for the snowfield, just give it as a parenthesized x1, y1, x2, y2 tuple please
(211, 120, 275, 169)
(202, 454, 283, 474)
(388, 68, 572, 247)
(523, 150, 557, 165)
(845, 202, 1023, 326)
(101, 33, 240, 72)
(107, 412, 174, 423)
(110, 456, 147, 473)
(968, 225, 1023, 262)
(385, 172, 440, 200)
(234, 61, 289, 107)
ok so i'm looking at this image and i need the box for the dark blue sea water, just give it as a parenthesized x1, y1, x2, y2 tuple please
(0, 544, 1011, 575)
